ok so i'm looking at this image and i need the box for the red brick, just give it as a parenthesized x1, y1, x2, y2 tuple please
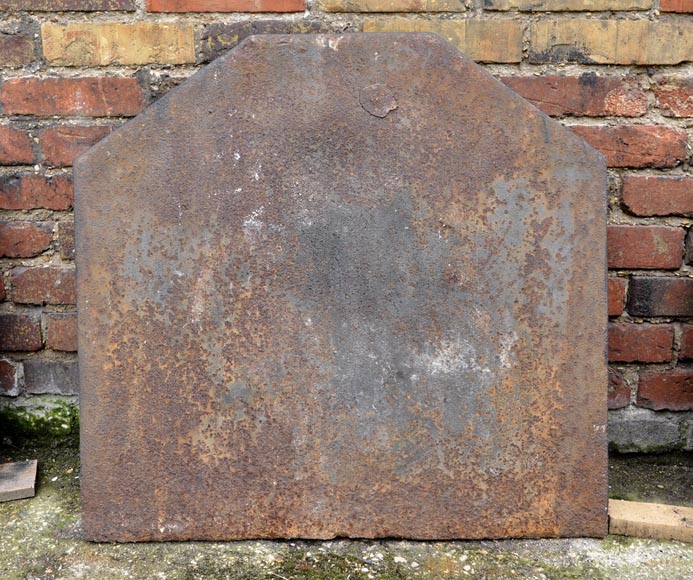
(655, 78, 693, 117)
(608, 369, 630, 410)
(11, 267, 75, 305)
(500, 75, 646, 118)
(146, 0, 304, 11)
(0, 126, 33, 165)
(608, 277, 627, 317)
(0, 313, 42, 351)
(0, 0, 135, 10)
(0, 33, 34, 68)
(41, 125, 115, 168)
(608, 323, 674, 363)
(45, 313, 77, 352)
(571, 125, 687, 168)
(681, 324, 693, 360)
(0, 174, 73, 211)
(0, 359, 18, 395)
(608, 225, 684, 270)
(627, 276, 693, 317)
(0, 279, 5, 302)
(1, 77, 145, 117)
(661, 0, 693, 12)
(0, 222, 53, 258)
(58, 221, 74, 260)
(622, 176, 693, 217)
(638, 368, 693, 411)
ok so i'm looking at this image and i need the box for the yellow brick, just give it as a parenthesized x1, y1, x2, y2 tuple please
(363, 19, 522, 63)
(486, 0, 651, 10)
(322, 0, 465, 11)
(42, 23, 195, 66)
(530, 20, 693, 65)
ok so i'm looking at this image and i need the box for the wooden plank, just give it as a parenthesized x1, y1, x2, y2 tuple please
(0, 460, 37, 502)
(609, 499, 693, 543)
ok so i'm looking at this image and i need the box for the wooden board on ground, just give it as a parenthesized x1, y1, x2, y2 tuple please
(0, 460, 37, 502)
(609, 499, 693, 543)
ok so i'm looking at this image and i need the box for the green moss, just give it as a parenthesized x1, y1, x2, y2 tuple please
(179, 549, 403, 580)
(0, 398, 79, 446)
(600, 534, 639, 549)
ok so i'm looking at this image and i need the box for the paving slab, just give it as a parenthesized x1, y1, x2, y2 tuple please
(75, 33, 607, 541)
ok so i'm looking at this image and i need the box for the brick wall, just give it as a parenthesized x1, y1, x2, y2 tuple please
(0, 0, 691, 451)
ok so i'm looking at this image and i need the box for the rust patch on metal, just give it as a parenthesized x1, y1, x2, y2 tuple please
(75, 33, 608, 541)
(359, 83, 398, 118)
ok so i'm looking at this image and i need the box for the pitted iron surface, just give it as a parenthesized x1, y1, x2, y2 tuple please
(75, 33, 608, 541)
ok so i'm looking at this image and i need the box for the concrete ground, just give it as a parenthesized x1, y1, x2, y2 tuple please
(1, 440, 691, 580)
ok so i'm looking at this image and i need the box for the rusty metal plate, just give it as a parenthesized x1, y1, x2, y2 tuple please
(75, 33, 608, 541)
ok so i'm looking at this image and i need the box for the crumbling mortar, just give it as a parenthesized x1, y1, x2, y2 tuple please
(607, 213, 692, 227)
(610, 364, 638, 405)
(0, 249, 74, 269)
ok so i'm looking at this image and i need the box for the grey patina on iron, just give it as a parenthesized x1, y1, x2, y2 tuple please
(75, 33, 608, 541)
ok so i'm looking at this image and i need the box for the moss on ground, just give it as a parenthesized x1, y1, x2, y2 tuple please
(1, 440, 691, 579)
(0, 398, 79, 446)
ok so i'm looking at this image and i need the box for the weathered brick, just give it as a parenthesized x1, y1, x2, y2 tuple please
(41, 126, 115, 168)
(0, 33, 34, 68)
(608, 323, 674, 363)
(486, 0, 650, 10)
(608, 407, 684, 452)
(628, 277, 693, 317)
(0, 359, 18, 396)
(1, 78, 145, 117)
(608, 277, 627, 317)
(0, 174, 73, 211)
(608, 369, 630, 410)
(622, 176, 693, 217)
(0, 126, 33, 166)
(661, 0, 693, 11)
(42, 23, 195, 66)
(363, 19, 522, 63)
(147, 0, 303, 11)
(23, 359, 79, 396)
(655, 78, 693, 117)
(0, 222, 53, 258)
(638, 369, 693, 411)
(681, 324, 693, 360)
(322, 0, 463, 11)
(200, 20, 358, 63)
(571, 126, 687, 169)
(0, 0, 135, 9)
(11, 267, 76, 305)
(500, 75, 646, 118)
(58, 221, 75, 260)
(45, 313, 77, 352)
(0, 313, 42, 351)
(530, 20, 693, 65)
(607, 225, 684, 270)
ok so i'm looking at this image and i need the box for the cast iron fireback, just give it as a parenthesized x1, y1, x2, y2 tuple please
(75, 33, 608, 541)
